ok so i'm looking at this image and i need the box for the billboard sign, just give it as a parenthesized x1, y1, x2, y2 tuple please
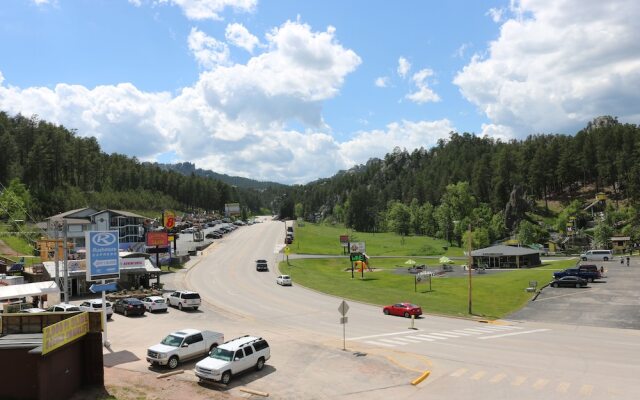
(225, 203, 241, 216)
(85, 231, 120, 281)
(146, 232, 169, 247)
(42, 312, 90, 355)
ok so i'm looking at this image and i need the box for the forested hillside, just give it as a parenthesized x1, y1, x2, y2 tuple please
(0, 112, 279, 218)
(288, 116, 640, 247)
(157, 162, 285, 190)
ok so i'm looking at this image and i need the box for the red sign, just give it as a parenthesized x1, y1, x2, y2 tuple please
(146, 232, 169, 247)
(339, 235, 350, 243)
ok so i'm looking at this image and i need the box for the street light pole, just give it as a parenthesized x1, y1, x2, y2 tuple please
(468, 223, 473, 315)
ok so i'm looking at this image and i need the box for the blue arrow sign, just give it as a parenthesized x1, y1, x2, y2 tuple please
(89, 282, 118, 293)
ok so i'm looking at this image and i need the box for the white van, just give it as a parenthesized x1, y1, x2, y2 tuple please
(580, 249, 613, 261)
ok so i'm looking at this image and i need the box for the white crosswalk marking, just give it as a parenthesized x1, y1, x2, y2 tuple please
(353, 324, 541, 349)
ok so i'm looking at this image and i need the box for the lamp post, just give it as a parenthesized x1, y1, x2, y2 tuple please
(467, 223, 473, 315)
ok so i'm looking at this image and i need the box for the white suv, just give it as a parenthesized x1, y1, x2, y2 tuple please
(195, 335, 270, 385)
(79, 299, 114, 320)
(166, 290, 201, 311)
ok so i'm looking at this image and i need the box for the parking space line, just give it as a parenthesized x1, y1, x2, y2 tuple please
(579, 384, 594, 396)
(512, 376, 527, 386)
(533, 378, 549, 390)
(557, 382, 571, 393)
(471, 371, 486, 381)
(489, 373, 507, 384)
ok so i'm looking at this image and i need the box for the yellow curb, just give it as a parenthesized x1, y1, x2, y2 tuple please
(411, 370, 431, 385)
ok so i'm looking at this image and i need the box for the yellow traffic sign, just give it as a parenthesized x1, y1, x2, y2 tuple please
(284, 246, 291, 255)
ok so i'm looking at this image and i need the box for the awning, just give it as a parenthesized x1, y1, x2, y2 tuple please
(0, 281, 60, 301)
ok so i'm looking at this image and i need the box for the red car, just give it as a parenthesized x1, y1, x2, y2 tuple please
(383, 302, 422, 318)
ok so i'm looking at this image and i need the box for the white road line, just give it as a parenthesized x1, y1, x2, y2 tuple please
(393, 337, 423, 343)
(378, 338, 405, 346)
(363, 340, 396, 347)
(416, 334, 448, 340)
(478, 329, 550, 340)
(448, 330, 473, 336)
(424, 332, 460, 338)
(464, 328, 503, 334)
(349, 330, 423, 341)
(411, 335, 435, 341)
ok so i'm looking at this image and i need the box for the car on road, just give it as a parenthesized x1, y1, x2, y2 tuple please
(79, 299, 113, 320)
(114, 298, 146, 317)
(256, 259, 268, 271)
(550, 276, 588, 288)
(276, 275, 292, 286)
(142, 296, 168, 312)
(166, 290, 201, 311)
(195, 335, 271, 385)
(383, 302, 422, 318)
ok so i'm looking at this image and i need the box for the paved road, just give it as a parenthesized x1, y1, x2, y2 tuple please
(102, 220, 640, 399)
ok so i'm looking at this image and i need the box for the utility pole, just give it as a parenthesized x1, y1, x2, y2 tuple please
(468, 223, 473, 315)
(63, 219, 69, 303)
(53, 221, 60, 294)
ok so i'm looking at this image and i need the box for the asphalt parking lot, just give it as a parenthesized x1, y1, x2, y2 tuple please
(508, 257, 640, 329)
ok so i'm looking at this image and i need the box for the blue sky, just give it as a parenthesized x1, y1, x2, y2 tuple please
(1, 0, 639, 184)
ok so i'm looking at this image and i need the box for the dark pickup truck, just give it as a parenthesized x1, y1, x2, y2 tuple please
(553, 266, 601, 282)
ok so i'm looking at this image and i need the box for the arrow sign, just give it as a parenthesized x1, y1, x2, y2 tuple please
(89, 282, 118, 293)
(338, 300, 349, 316)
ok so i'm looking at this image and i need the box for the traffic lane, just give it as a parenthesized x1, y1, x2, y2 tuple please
(508, 259, 640, 329)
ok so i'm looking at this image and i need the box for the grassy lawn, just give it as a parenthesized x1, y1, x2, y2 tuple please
(280, 257, 575, 319)
(293, 222, 464, 256)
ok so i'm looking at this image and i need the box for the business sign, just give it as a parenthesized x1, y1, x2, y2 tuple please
(85, 231, 120, 281)
(163, 210, 176, 229)
(225, 203, 241, 216)
(146, 232, 169, 247)
(350, 253, 363, 262)
(42, 312, 90, 355)
(339, 235, 350, 247)
(120, 257, 146, 269)
(349, 242, 365, 253)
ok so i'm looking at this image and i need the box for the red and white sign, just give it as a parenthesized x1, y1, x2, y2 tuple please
(146, 232, 169, 247)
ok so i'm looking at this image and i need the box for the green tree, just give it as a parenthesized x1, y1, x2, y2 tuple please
(516, 220, 537, 245)
(593, 221, 614, 248)
(387, 201, 411, 236)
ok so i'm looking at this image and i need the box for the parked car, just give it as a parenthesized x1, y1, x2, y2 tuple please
(256, 259, 268, 271)
(79, 299, 114, 320)
(47, 303, 81, 313)
(165, 290, 201, 311)
(114, 298, 146, 317)
(147, 329, 224, 369)
(550, 276, 588, 288)
(195, 335, 270, 385)
(24, 307, 47, 313)
(205, 232, 222, 239)
(142, 296, 168, 312)
(553, 265, 601, 282)
(383, 302, 422, 318)
(276, 275, 292, 286)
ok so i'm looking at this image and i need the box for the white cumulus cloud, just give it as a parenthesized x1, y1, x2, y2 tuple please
(397, 57, 411, 78)
(188, 27, 230, 69)
(455, 0, 640, 138)
(157, 0, 257, 20)
(374, 76, 389, 88)
(0, 20, 364, 184)
(406, 68, 440, 104)
(225, 23, 260, 53)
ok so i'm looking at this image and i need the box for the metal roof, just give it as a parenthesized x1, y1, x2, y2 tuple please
(471, 244, 540, 257)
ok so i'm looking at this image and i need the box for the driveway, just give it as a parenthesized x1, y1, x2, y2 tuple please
(508, 257, 640, 329)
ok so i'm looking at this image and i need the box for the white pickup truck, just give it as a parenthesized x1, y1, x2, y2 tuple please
(146, 328, 224, 369)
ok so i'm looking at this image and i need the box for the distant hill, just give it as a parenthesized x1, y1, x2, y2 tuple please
(154, 162, 287, 190)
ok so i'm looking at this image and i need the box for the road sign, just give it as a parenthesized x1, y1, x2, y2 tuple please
(85, 231, 120, 281)
(349, 242, 365, 253)
(340, 316, 348, 324)
(284, 246, 291, 255)
(338, 300, 349, 316)
(89, 282, 118, 293)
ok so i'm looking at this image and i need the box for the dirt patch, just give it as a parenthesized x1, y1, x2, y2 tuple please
(70, 366, 243, 400)
(0, 238, 22, 258)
